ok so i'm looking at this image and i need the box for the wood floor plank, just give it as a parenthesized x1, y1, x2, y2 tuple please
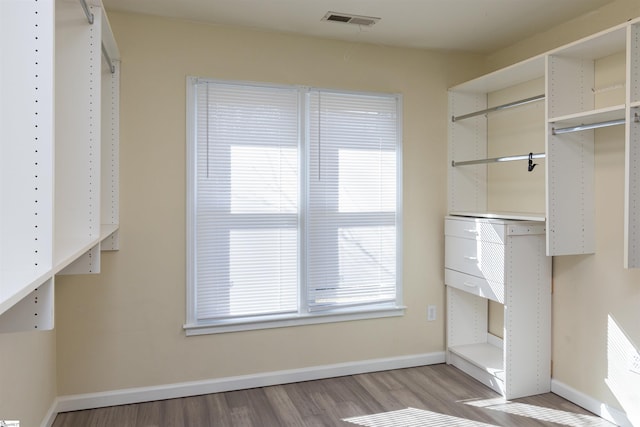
(134, 399, 163, 427)
(52, 364, 616, 427)
(203, 392, 233, 426)
(263, 385, 307, 426)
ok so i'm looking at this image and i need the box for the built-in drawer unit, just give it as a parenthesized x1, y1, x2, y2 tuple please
(444, 214, 551, 400)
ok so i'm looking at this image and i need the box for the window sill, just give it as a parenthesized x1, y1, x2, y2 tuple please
(184, 306, 406, 336)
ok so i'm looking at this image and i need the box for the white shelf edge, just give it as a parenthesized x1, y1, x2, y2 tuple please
(448, 211, 546, 222)
(0, 269, 53, 317)
(450, 55, 545, 93)
(548, 104, 626, 125)
(547, 24, 627, 60)
(630, 101, 640, 109)
(100, 224, 119, 241)
(53, 236, 101, 275)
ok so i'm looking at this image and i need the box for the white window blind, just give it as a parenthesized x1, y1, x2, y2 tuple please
(193, 81, 300, 322)
(187, 78, 402, 332)
(307, 90, 399, 312)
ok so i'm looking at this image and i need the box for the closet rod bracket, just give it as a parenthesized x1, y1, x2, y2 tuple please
(79, 0, 94, 25)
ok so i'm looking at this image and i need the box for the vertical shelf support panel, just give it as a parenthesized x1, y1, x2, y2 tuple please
(546, 55, 596, 255)
(0, 279, 54, 333)
(101, 59, 120, 251)
(625, 24, 640, 268)
(54, 1, 102, 271)
(0, 0, 54, 317)
(504, 230, 551, 398)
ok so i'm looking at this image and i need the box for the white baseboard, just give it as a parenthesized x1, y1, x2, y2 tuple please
(41, 401, 59, 427)
(43, 352, 444, 424)
(551, 379, 631, 427)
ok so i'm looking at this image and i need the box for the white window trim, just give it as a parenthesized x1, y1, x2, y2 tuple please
(184, 77, 404, 335)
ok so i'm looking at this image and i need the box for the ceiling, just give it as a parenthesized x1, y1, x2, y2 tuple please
(101, 0, 615, 53)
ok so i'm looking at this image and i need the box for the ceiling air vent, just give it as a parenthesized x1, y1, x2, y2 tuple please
(322, 11, 380, 27)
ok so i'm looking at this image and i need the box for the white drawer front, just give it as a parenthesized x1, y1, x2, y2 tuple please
(445, 236, 505, 284)
(445, 268, 504, 303)
(445, 218, 506, 243)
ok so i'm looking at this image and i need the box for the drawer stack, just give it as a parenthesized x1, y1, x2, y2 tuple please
(444, 215, 551, 399)
(445, 218, 506, 303)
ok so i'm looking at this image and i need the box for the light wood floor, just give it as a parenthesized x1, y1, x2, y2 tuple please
(52, 364, 614, 427)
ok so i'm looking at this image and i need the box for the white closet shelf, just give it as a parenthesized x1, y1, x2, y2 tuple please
(548, 24, 626, 60)
(548, 104, 625, 126)
(0, 268, 52, 316)
(100, 224, 119, 241)
(54, 236, 100, 274)
(449, 342, 505, 378)
(448, 342, 506, 395)
(631, 101, 640, 109)
(450, 55, 545, 93)
(449, 211, 546, 222)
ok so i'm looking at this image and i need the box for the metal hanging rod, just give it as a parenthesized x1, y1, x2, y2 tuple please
(552, 118, 626, 135)
(452, 152, 545, 167)
(452, 94, 545, 122)
(79, 0, 94, 24)
(102, 43, 116, 74)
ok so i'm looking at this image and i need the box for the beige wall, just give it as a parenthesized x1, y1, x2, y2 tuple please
(0, 330, 56, 427)
(53, 11, 482, 395)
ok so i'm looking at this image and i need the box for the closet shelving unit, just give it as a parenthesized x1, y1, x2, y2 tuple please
(447, 54, 550, 399)
(0, 0, 120, 333)
(446, 16, 640, 399)
(546, 24, 628, 257)
(445, 215, 551, 399)
(448, 54, 546, 219)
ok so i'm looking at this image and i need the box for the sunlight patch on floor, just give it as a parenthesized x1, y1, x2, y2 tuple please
(343, 407, 499, 427)
(464, 398, 614, 426)
(606, 314, 640, 426)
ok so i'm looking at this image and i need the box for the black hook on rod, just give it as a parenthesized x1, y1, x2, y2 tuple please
(527, 152, 537, 172)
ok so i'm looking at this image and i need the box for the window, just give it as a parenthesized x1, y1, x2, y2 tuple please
(186, 78, 403, 334)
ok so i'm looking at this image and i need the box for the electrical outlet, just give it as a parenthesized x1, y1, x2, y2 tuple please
(427, 305, 437, 321)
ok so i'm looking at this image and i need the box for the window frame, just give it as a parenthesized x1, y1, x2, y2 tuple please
(185, 77, 404, 336)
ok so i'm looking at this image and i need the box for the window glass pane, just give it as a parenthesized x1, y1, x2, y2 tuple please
(231, 145, 297, 214)
(307, 90, 399, 312)
(194, 81, 299, 322)
(339, 148, 396, 213)
(228, 228, 298, 316)
(338, 225, 396, 292)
